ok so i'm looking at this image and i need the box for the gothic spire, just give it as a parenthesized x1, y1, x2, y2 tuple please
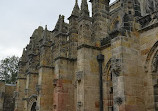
(59, 15, 65, 33)
(43, 25, 48, 44)
(80, 0, 89, 17)
(43, 25, 47, 37)
(54, 15, 61, 31)
(71, 0, 80, 17)
(22, 48, 26, 56)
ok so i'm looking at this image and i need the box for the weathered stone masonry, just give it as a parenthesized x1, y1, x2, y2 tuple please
(15, 0, 158, 111)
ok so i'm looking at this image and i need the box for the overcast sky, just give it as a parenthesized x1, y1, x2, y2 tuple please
(0, 0, 115, 60)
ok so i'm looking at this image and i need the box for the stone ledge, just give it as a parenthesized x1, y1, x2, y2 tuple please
(26, 72, 38, 75)
(54, 56, 77, 62)
(77, 44, 111, 50)
(17, 77, 26, 80)
(77, 44, 101, 50)
(38, 65, 55, 69)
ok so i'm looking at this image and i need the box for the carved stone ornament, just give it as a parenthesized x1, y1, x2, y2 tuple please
(112, 58, 121, 77)
(114, 97, 123, 106)
(77, 101, 82, 111)
(53, 79, 58, 87)
(24, 89, 29, 95)
(73, 81, 77, 88)
(76, 71, 83, 81)
(77, 101, 82, 107)
(112, 68, 121, 77)
(36, 85, 41, 93)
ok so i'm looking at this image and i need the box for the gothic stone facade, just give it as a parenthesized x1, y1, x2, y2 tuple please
(15, 0, 158, 111)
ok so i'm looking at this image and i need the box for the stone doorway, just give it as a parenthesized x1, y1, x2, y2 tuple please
(31, 102, 36, 111)
(27, 95, 37, 111)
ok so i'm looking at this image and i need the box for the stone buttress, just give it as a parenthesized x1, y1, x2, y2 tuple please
(36, 25, 54, 111)
(76, 0, 101, 111)
(52, 14, 76, 111)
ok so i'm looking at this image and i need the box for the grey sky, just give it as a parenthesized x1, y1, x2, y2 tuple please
(0, 0, 115, 60)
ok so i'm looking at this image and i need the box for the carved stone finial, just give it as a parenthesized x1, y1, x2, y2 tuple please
(22, 48, 26, 54)
(43, 25, 47, 37)
(71, 0, 80, 17)
(80, 0, 89, 17)
(53, 14, 67, 33)
(59, 15, 65, 33)
(54, 15, 61, 31)
(45, 25, 47, 30)
(42, 25, 48, 44)
(114, 97, 123, 106)
(146, 0, 154, 14)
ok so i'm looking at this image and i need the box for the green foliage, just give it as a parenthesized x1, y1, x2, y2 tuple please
(0, 56, 19, 84)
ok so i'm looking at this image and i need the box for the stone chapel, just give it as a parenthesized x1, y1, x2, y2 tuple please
(14, 0, 158, 111)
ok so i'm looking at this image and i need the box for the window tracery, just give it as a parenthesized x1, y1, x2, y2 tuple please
(152, 51, 158, 73)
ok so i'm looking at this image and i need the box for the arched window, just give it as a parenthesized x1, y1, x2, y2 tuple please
(27, 95, 37, 111)
(104, 59, 113, 111)
(145, 41, 158, 110)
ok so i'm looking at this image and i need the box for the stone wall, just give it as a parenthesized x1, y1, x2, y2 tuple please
(77, 47, 100, 111)
(14, 0, 158, 111)
(3, 84, 16, 111)
(0, 82, 5, 111)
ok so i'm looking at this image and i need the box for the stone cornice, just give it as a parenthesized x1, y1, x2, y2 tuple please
(17, 77, 26, 80)
(26, 72, 38, 75)
(54, 56, 77, 62)
(38, 65, 55, 69)
(77, 44, 111, 51)
(77, 44, 101, 50)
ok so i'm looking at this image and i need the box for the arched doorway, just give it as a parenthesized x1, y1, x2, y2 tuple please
(31, 102, 36, 111)
(27, 95, 37, 111)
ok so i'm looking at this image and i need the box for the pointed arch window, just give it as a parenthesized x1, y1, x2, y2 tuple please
(104, 59, 114, 111)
